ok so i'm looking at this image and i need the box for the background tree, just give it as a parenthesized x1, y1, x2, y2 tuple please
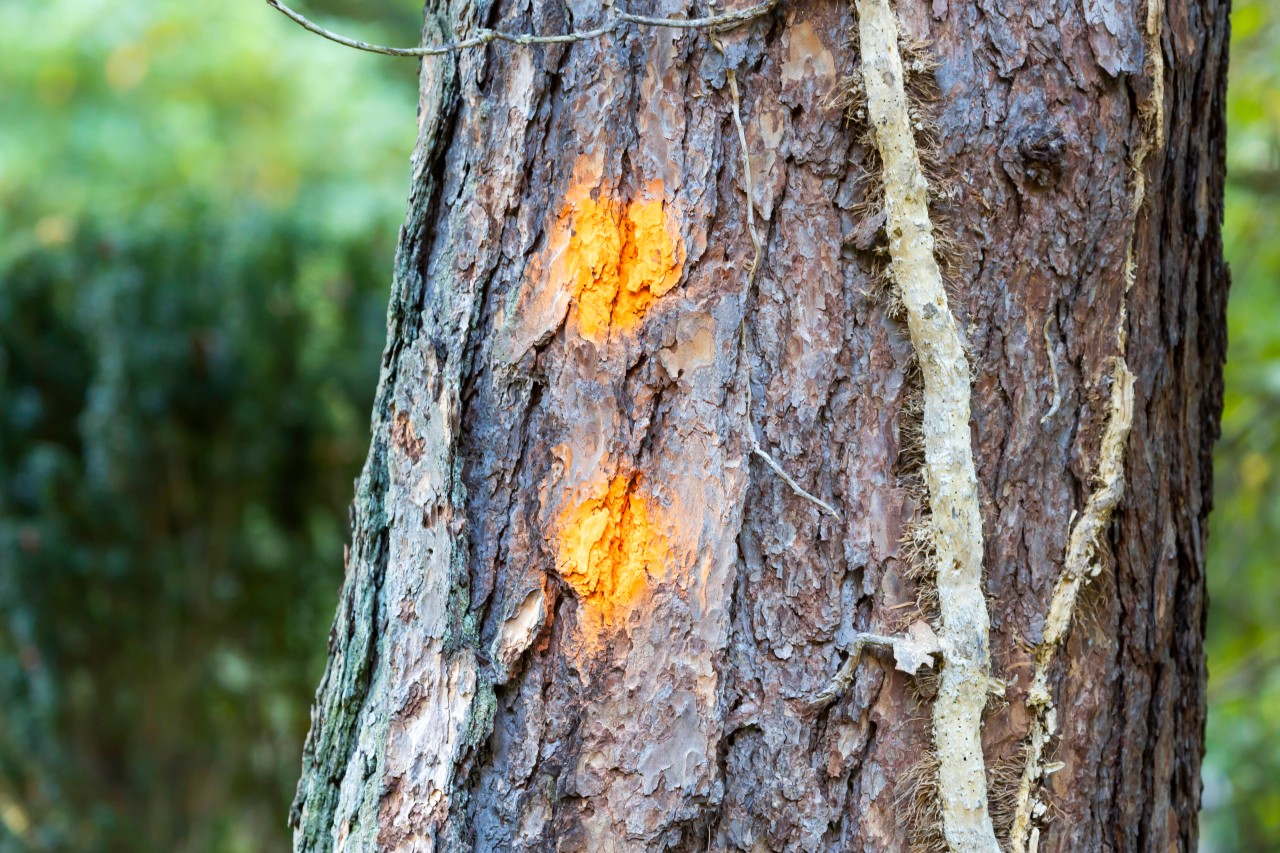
(1201, 4, 1280, 849)
(284, 0, 1228, 850)
(0, 2, 418, 849)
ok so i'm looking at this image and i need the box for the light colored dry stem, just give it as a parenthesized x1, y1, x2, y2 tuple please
(807, 628, 940, 711)
(750, 444, 842, 518)
(1009, 360, 1135, 851)
(807, 633, 907, 710)
(1121, 0, 1165, 337)
(723, 67, 762, 285)
(854, 0, 998, 849)
(1011, 6, 1163, 845)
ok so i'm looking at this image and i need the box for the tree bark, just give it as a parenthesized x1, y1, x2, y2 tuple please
(290, 0, 1228, 850)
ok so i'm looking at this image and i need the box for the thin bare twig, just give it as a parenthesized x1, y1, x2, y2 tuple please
(265, 0, 780, 58)
(806, 629, 939, 711)
(751, 445, 842, 518)
(713, 34, 842, 522)
(806, 634, 892, 710)
(724, 68, 763, 283)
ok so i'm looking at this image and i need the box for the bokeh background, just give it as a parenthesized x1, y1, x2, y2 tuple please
(0, 1, 1274, 850)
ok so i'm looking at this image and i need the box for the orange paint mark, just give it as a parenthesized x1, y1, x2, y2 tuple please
(555, 474, 669, 626)
(554, 162, 683, 340)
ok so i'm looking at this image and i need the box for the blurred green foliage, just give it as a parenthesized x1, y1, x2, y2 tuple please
(0, 1, 419, 850)
(0, 0, 1276, 851)
(1202, 1, 1280, 849)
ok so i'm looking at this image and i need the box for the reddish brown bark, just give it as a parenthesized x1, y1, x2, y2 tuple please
(291, 0, 1227, 849)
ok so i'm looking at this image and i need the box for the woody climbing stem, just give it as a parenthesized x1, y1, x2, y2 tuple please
(1009, 0, 1166, 847)
(853, 0, 998, 849)
(1008, 360, 1135, 852)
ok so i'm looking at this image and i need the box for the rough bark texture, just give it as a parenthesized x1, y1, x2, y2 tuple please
(291, 0, 1228, 850)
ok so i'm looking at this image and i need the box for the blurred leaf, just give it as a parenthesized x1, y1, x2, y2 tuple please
(1202, 2, 1280, 851)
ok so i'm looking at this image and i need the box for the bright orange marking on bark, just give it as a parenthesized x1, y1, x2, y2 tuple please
(554, 167, 683, 340)
(555, 474, 669, 625)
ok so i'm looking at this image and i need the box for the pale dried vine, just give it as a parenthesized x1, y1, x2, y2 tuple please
(1008, 361, 1134, 851)
(807, 623, 941, 711)
(1009, 2, 1164, 848)
(849, 0, 999, 848)
(265, 0, 780, 57)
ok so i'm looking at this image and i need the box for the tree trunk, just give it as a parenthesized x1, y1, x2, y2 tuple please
(290, 0, 1228, 850)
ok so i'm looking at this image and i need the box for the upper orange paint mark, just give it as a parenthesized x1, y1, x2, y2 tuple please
(555, 474, 669, 626)
(556, 173, 683, 340)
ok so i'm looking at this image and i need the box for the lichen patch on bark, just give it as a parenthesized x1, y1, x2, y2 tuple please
(555, 473, 670, 628)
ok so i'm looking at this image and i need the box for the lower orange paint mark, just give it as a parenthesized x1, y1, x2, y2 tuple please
(555, 164, 683, 340)
(555, 474, 669, 626)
